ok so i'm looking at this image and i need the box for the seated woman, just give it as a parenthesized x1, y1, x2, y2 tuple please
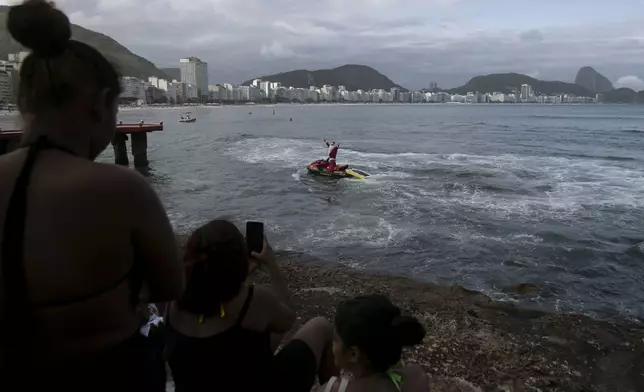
(0, 1, 184, 390)
(318, 295, 429, 392)
(166, 219, 338, 392)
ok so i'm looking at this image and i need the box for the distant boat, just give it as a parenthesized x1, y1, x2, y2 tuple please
(179, 112, 196, 123)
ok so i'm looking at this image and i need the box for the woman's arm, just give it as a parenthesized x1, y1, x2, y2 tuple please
(251, 238, 295, 333)
(255, 285, 295, 334)
(252, 238, 291, 307)
(126, 171, 185, 302)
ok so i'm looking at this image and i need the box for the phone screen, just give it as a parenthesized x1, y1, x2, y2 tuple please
(246, 221, 264, 255)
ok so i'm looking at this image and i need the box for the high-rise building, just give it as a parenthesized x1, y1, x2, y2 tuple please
(520, 84, 533, 101)
(429, 81, 438, 91)
(121, 77, 146, 101)
(390, 87, 400, 102)
(259, 81, 272, 99)
(8, 51, 29, 66)
(180, 57, 208, 100)
(0, 69, 12, 104)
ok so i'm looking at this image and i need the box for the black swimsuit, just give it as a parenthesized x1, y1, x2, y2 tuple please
(1, 137, 157, 392)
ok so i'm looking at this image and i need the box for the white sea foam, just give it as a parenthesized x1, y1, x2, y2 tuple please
(224, 137, 644, 227)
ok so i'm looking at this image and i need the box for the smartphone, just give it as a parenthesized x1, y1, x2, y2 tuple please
(246, 221, 264, 255)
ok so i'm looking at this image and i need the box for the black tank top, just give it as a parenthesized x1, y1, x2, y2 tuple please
(1, 137, 144, 375)
(166, 285, 274, 392)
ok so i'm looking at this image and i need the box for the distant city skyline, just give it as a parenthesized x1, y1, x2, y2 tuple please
(3, 0, 644, 89)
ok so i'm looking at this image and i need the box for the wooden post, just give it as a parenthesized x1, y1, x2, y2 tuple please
(112, 133, 129, 166)
(131, 131, 149, 173)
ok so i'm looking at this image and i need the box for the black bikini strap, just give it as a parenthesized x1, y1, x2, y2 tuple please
(1, 137, 52, 370)
(235, 285, 255, 325)
(2, 137, 48, 314)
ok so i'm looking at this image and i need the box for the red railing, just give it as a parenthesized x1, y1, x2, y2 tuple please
(0, 122, 164, 141)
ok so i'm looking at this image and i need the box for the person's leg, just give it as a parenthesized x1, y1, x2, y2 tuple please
(328, 159, 336, 172)
(270, 332, 284, 352)
(318, 338, 338, 384)
(273, 317, 340, 392)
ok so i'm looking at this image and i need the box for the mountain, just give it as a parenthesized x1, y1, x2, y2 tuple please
(161, 68, 181, 81)
(575, 67, 613, 93)
(0, 6, 170, 80)
(243, 65, 406, 91)
(448, 73, 594, 96)
(603, 88, 644, 103)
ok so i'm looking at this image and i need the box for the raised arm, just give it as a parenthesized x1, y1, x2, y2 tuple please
(251, 238, 295, 333)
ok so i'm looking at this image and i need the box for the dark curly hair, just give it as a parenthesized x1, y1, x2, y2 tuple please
(178, 220, 249, 317)
(335, 295, 426, 373)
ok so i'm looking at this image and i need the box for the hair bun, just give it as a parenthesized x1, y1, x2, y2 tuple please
(8, 0, 71, 57)
(392, 315, 426, 346)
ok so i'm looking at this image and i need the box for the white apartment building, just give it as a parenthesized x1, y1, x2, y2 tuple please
(167, 82, 189, 103)
(8, 51, 29, 66)
(0, 70, 12, 104)
(208, 84, 222, 101)
(259, 81, 272, 99)
(452, 94, 466, 103)
(180, 57, 208, 100)
(121, 77, 146, 101)
(186, 83, 198, 100)
(520, 84, 533, 101)
(148, 76, 169, 91)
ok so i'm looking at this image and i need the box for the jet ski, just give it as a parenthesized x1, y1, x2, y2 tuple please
(306, 160, 370, 180)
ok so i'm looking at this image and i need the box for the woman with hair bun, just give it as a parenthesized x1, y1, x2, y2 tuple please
(0, 1, 184, 390)
(318, 295, 430, 392)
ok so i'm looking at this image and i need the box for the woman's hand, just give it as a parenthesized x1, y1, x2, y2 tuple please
(251, 237, 276, 266)
(247, 259, 260, 275)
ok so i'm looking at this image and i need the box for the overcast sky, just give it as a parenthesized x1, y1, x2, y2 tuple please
(4, 0, 644, 89)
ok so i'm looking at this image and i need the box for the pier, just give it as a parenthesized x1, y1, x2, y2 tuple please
(0, 122, 163, 172)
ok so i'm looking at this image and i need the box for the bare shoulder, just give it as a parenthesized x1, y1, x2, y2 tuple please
(398, 364, 429, 392)
(0, 149, 25, 173)
(87, 162, 150, 190)
(79, 162, 155, 198)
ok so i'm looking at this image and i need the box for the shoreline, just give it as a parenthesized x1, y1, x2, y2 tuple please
(249, 251, 644, 391)
(118, 102, 615, 111)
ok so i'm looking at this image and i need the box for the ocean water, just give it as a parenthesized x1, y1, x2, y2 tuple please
(105, 104, 643, 321)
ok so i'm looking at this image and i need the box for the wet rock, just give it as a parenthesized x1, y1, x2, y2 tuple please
(173, 242, 644, 392)
(298, 287, 344, 295)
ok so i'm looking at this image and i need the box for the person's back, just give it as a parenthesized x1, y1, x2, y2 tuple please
(166, 285, 273, 391)
(167, 219, 339, 392)
(0, 1, 184, 389)
(166, 221, 284, 391)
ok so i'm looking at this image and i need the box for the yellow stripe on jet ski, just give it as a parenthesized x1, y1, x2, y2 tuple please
(345, 169, 366, 180)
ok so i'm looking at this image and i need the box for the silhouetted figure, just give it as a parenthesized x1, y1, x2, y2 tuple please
(0, 1, 184, 390)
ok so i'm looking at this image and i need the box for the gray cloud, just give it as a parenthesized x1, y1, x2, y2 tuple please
(520, 29, 544, 43)
(4, 0, 644, 88)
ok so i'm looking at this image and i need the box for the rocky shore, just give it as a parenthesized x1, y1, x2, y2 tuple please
(250, 252, 644, 392)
